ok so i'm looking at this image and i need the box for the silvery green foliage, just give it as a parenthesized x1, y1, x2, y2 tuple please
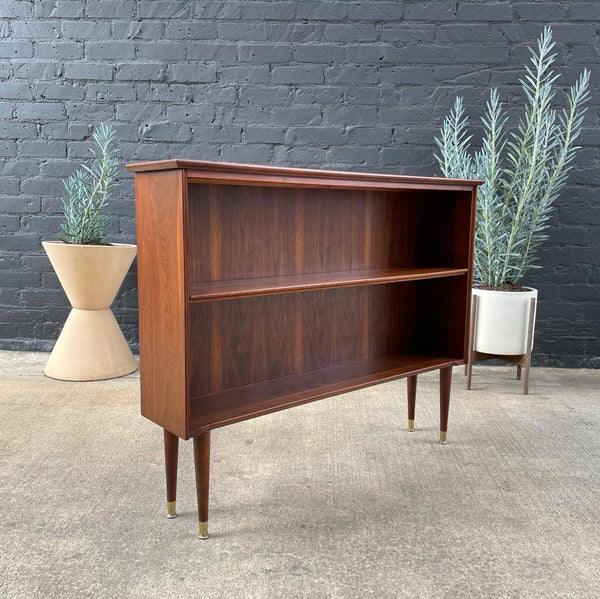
(435, 27, 590, 287)
(60, 123, 119, 245)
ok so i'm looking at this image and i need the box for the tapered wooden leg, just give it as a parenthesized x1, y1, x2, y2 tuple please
(407, 375, 417, 431)
(516, 365, 522, 380)
(194, 431, 211, 539)
(439, 366, 452, 444)
(466, 295, 478, 390)
(164, 429, 179, 518)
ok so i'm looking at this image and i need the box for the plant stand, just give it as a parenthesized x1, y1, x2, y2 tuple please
(465, 294, 537, 395)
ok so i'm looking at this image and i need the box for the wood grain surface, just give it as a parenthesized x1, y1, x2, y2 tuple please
(134, 169, 189, 438)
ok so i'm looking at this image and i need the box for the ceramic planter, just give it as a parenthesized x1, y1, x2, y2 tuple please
(42, 241, 137, 381)
(471, 287, 538, 355)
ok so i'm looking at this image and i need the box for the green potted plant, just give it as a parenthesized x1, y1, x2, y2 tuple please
(43, 123, 137, 381)
(435, 27, 589, 367)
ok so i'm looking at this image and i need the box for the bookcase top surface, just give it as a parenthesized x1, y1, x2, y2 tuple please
(125, 159, 483, 188)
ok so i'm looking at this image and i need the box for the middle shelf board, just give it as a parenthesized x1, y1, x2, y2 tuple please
(189, 266, 468, 301)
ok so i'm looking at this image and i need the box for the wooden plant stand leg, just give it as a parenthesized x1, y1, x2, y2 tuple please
(407, 375, 417, 431)
(194, 431, 211, 539)
(439, 366, 452, 444)
(523, 366, 530, 395)
(466, 294, 478, 390)
(522, 297, 536, 395)
(164, 429, 179, 519)
(516, 365, 522, 380)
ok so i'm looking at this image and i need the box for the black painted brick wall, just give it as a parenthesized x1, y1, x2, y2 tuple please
(0, 1, 598, 367)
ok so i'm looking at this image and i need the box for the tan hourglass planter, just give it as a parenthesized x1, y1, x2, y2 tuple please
(43, 241, 138, 381)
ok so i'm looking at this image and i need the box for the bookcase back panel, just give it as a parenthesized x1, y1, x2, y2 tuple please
(187, 184, 472, 285)
(189, 283, 417, 397)
(187, 184, 421, 283)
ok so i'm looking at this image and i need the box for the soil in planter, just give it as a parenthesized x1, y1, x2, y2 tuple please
(476, 283, 529, 292)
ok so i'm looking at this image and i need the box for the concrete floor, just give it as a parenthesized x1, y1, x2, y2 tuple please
(0, 350, 598, 599)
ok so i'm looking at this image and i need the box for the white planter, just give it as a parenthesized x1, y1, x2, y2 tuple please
(42, 241, 138, 381)
(472, 287, 537, 356)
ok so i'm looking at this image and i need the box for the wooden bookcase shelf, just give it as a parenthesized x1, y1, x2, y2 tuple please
(189, 266, 468, 301)
(127, 159, 481, 538)
(191, 354, 462, 431)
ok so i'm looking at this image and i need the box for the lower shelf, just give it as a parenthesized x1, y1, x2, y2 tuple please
(191, 354, 462, 432)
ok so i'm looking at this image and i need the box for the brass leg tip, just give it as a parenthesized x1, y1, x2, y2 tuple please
(166, 501, 177, 519)
(198, 521, 209, 539)
(408, 419, 415, 432)
(439, 431, 447, 444)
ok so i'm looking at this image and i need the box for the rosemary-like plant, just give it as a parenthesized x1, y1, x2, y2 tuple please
(60, 123, 119, 245)
(435, 27, 590, 288)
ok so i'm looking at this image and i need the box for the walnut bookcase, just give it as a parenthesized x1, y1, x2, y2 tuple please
(126, 159, 481, 539)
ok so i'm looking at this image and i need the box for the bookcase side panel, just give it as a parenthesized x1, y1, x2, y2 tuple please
(463, 186, 479, 360)
(413, 186, 477, 360)
(417, 190, 473, 269)
(415, 276, 469, 358)
(135, 169, 188, 438)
